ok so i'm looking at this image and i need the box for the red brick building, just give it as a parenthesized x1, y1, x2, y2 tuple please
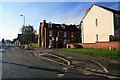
(38, 20, 81, 48)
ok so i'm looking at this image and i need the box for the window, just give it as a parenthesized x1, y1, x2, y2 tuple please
(57, 31, 60, 37)
(96, 34, 98, 42)
(64, 39, 67, 45)
(64, 32, 67, 37)
(49, 31, 52, 36)
(49, 39, 52, 45)
(56, 26, 59, 28)
(62, 26, 65, 29)
(71, 32, 74, 38)
(48, 22, 52, 28)
(96, 19, 98, 26)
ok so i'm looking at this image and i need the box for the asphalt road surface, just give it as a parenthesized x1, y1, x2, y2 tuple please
(2, 45, 103, 79)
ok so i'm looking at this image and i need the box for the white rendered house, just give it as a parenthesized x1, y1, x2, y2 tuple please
(81, 4, 120, 43)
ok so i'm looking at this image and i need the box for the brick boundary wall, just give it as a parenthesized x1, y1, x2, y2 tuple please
(31, 43, 38, 47)
(66, 41, 120, 50)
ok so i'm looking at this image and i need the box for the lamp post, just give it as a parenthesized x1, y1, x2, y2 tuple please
(20, 15, 25, 27)
(20, 15, 25, 48)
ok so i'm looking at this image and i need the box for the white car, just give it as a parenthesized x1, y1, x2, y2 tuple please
(0, 48, 5, 52)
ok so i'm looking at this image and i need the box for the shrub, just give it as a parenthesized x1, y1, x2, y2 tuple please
(74, 44, 79, 49)
(73, 44, 83, 49)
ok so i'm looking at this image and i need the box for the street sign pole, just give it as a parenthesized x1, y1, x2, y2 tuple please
(52, 37, 54, 48)
(56, 37, 58, 48)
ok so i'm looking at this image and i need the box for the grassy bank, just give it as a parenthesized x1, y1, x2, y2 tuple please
(61, 48, 120, 60)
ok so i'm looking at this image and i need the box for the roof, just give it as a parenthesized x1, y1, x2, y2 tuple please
(43, 22, 80, 31)
(95, 4, 120, 14)
(81, 4, 120, 21)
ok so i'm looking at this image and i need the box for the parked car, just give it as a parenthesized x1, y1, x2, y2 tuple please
(0, 48, 5, 52)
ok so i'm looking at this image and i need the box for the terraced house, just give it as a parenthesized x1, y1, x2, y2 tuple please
(38, 20, 81, 48)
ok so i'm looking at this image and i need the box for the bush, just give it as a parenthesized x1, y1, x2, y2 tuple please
(73, 44, 83, 49)
(74, 44, 79, 49)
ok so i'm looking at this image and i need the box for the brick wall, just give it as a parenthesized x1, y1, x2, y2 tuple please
(67, 41, 120, 50)
(32, 43, 38, 46)
(46, 29, 81, 48)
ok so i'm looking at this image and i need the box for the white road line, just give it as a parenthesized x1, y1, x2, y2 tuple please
(90, 59, 108, 73)
(57, 74, 64, 78)
(49, 54, 71, 65)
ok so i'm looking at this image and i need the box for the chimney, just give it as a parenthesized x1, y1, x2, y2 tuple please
(86, 8, 90, 15)
(43, 20, 46, 23)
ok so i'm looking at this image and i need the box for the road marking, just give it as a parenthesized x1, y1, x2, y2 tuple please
(72, 60, 79, 64)
(62, 68, 68, 72)
(85, 68, 90, 70)
(90, 59, 108, 73)
(97, 70, 104, 73)
(67, 56, 72, 59)
(48, 54, 71, 65)
(34, 53, 120, 79)
(110, 60, 119, 63)
(57, 74, 64, 78)
(91, 69, 96, 71)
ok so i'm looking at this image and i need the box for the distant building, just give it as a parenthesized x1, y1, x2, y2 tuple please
(16, 34, 38, 44)
(38, 20, 81, 48)
(81, 4, 120, 43)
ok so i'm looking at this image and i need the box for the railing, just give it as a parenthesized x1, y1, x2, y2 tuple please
(109, 35, 120, 41)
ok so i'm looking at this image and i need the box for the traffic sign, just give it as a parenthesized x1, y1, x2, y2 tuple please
(52, 37, 54, 41)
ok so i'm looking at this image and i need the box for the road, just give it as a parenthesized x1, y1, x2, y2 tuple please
(1, 44, 120, 79)
(1, 45, 102, 79)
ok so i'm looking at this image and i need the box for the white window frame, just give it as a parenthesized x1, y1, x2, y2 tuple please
(49, 39, 52, 45)
(49, 31, 52, 36)
(48, 22, 52, 28)
(62, 26, 65, 29)
(57, 31, 60, 37)
(64, 39, 67, 45)
(56, 26, 59, 28)
(64, 32, 67, 37)
(71, 32, 74, 38)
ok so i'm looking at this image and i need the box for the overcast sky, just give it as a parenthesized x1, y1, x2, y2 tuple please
(0, 1, 119, 40)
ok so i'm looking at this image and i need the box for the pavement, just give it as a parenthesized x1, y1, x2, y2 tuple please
(22, 47, 120, 78)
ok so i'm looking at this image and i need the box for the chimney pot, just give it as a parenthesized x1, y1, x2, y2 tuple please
(86, 8, 90, 15)
(43, 20, 46, 23)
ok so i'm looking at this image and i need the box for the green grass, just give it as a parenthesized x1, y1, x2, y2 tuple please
(61, 48, 120, 60)
(31, 45, 41, 48)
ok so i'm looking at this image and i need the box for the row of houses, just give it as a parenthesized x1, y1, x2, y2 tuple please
(38, 4, 120, 50)
(15, 4, 120, 50)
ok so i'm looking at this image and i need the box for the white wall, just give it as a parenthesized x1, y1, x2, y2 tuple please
(82, 5, 114, 43)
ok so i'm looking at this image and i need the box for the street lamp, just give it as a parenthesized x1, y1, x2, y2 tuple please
(20, 15, 25, 47)
(20, 15, 25, 27)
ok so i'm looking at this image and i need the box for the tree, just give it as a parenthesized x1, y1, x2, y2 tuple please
(21, 25, 36, 44)
(2, 38, 5, 44)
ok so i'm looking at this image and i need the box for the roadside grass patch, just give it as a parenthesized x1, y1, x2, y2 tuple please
(61, 48, 120, 60)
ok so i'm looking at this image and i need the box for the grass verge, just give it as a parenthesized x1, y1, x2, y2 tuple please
(61, 48, 120, 60)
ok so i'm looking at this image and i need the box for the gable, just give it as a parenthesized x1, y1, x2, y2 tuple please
(83, 5, 114, 21)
